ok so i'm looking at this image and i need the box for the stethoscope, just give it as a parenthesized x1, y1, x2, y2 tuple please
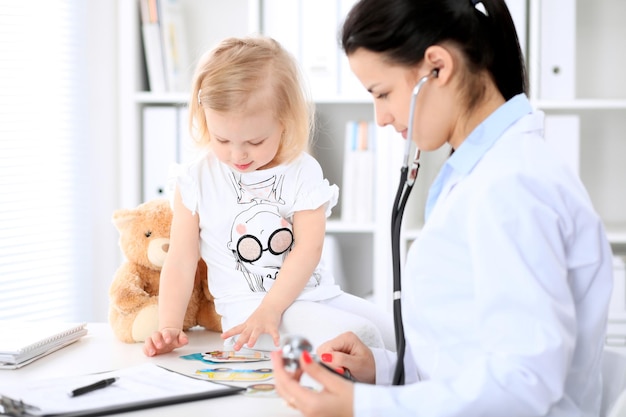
(391, 68, 439, 385)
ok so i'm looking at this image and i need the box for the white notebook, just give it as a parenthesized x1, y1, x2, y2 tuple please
(0, 321, 88, 369)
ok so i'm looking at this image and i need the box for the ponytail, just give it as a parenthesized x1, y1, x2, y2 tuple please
(342, 0, 527, 100)
(477, 0, 527, 99)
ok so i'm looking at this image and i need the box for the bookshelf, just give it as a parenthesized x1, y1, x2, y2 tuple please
(118, 0, 626, 314)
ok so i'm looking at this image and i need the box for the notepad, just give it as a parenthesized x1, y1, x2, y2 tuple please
(0, 321, 88, 369)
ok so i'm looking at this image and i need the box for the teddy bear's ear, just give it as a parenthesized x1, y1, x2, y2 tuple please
(112, 209, 138, 231)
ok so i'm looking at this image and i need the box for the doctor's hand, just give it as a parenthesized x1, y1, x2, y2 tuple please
(143, 327, 188, 356)
(221, 304, 281, 351)
(316, 332, 377, 384)
(271, 349, 354, 417)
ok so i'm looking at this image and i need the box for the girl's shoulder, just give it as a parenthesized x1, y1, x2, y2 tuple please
(167, 150, 231, 213)
(288, 152, 323, 175)
(168, 150, 226, 190)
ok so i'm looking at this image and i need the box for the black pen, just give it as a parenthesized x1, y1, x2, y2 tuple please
(69, 377, 118, 397)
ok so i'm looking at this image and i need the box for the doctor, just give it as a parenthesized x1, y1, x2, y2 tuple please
(270, 0, 614, 416)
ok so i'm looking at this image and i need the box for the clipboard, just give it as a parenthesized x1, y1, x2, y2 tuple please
(0, 363, 244, 417)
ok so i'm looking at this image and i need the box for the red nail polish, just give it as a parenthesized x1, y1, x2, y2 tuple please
(321, 353, 332, 363)
(302, 350, 313, 364)
(334, 367, 345, 375)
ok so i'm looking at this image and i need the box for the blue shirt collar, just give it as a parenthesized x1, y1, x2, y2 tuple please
(424, 94, 533, 222)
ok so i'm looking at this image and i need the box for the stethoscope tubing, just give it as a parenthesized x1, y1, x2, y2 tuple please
(391, 165, 411, 385)
(390, 71, 435, 386)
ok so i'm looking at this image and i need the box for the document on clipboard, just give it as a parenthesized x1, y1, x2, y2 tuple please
(0, 363, 244, 416)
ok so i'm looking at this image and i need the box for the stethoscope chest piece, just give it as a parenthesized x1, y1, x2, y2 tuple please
(281, 335, 313, 372)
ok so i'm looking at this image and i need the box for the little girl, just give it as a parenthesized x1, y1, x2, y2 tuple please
(143, 36, 394, 356)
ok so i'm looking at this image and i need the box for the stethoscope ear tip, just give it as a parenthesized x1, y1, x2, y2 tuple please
(432, 68, 440, 78)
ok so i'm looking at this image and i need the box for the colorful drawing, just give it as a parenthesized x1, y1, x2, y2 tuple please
(202, 350, 271, 363)
(196, 367, 273, 382)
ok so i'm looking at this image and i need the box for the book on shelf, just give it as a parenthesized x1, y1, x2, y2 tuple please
(262, 0, 365, 99)
(0, 322, 88, 369)
(139, 0, 167, 92)
(341, 120, 376, 223)
(138, 0, 191, 93)
(158, 0, 192, 93)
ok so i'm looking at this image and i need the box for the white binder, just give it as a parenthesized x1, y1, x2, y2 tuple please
(300, 0, 339, 98)
(143, 106, 178, 202)
(539, 0, 576, 99)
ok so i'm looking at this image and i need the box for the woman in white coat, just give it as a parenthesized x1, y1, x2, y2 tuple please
(270, 0, 614, 416)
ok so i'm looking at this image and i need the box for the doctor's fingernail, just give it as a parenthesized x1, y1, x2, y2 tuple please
(302, 350, 313, 364)
(321, 353, 332, 363)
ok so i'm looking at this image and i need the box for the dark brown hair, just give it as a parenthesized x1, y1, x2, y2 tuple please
(342, 0, 527, 104)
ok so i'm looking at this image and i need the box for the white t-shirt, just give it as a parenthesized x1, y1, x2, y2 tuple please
(168, 151, 342, 317)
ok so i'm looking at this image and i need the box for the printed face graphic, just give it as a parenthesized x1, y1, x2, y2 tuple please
(231, 204, 293, 268)
(228, 203, 293, 292)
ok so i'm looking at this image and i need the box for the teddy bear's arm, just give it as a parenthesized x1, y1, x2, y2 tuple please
(109, 264, 159, 313)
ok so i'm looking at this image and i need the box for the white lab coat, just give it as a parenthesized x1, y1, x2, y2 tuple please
(355, 94, 613, 416)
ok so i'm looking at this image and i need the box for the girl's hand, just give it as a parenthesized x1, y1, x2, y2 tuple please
(143, 328, 188, 356)
(271, 349, 354, 417)
(316, 332, 377, 384)
(221, 305, 281, 350)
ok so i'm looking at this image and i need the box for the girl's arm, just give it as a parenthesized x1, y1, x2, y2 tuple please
(143, 188, 200, 356)
(222, 204, 327, 349)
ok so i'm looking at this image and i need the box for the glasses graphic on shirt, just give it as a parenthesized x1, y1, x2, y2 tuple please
(236, 228, 294, 263)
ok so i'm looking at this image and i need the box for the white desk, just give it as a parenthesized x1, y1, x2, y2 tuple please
(0, 323, 300, 416)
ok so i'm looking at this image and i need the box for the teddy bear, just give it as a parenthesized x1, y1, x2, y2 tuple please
(108, 198, 222, 343)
